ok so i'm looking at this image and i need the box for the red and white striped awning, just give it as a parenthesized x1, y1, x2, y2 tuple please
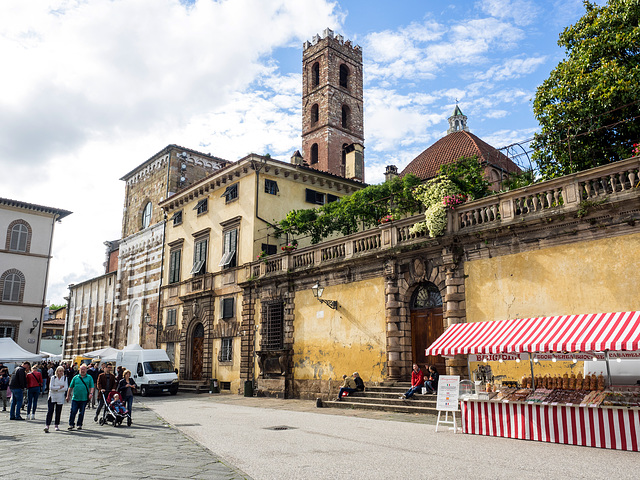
(425, 312, 640, 356)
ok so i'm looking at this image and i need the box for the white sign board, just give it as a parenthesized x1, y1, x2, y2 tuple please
(436, 375, 460, 412)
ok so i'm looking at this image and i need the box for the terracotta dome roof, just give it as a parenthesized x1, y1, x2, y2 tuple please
(401, 130, 521, 180)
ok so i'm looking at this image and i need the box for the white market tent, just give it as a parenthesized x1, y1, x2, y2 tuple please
(0, 338, 45, 362)
(82, 347, 121, 362)
(40, 351, 62, 362)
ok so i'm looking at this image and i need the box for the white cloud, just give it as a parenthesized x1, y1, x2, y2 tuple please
(477, 0, 541, 26)
(0, 0, 341, 303)
(475, 55, 547, 81)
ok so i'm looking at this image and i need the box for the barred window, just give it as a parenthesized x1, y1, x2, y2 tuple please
(220, 338, 233, 362)
(262, 301, 284, 351)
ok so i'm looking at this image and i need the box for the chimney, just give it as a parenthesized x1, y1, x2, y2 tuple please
(384, 165, 398, 182)
(290, 150, 304, 166)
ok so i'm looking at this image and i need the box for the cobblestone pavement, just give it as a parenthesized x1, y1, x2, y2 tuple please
(145, 393, 639, 480)
(0, 398, 250, 480)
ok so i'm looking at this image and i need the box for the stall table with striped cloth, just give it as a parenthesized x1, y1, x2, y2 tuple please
(424, 312, 640, 451)
(461, 400, 639, 452)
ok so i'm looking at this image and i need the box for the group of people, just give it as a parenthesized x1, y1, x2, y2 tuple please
(336, 372, 365, 400)
(2, 360, 138, 432)
(400, 364, 439, 399)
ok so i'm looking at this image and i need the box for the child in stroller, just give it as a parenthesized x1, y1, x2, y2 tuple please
(99, 391, 131, 427)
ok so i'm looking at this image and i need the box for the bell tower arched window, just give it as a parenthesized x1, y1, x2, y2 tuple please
(312, 62, 320, 87)
(341, 105, 350, 129)
(339, 64, 349, 88)
(311, 143, 319, 164)
(311, 104, 319, 125)
(142, 201, 152, 229)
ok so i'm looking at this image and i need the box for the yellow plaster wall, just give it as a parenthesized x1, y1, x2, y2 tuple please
(465, 232, 640, 322)
(292, 277, 387, 384)
(464, 233, 640, 382)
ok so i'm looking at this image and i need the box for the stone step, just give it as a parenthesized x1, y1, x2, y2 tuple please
(365, 385, 414, 394)
(348, 391, 437, 401)
(339, 395, 437, 407)
(323, 400, 439, 415)
(178, 380, 209, 394)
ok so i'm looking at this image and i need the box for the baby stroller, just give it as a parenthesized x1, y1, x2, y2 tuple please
(99, 391, 132, 427)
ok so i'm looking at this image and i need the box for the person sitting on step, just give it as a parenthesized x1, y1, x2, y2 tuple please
(400, 364, 424, 399)
(336, 374, 357, 400)
(353, 372, 365, 392)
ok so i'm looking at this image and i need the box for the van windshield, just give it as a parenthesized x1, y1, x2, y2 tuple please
(143, 361, 174, 374)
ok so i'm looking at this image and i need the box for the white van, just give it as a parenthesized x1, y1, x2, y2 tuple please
(116, 345, 179, 396)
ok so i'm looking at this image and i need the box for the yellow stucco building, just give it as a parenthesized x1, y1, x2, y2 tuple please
(158, 153, 363, 394)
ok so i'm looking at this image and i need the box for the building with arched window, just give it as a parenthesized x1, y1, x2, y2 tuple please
(0, 198, 71, 353)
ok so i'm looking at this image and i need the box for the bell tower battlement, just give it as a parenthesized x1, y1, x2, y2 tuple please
(301, 28, 364, 182)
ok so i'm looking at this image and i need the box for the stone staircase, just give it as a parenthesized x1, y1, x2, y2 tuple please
(178, 379, 210, 394)
(323, 382, 439, 415)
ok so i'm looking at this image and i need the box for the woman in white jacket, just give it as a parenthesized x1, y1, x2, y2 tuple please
(44, 366, 68, 432)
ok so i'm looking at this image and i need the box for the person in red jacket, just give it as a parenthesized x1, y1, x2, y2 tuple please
(400, 364, 424, 399)
(26, 365, 43, 420)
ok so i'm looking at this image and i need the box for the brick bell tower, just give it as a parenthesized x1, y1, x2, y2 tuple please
(300, 28, 364, 182)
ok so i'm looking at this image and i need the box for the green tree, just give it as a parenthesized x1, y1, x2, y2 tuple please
(532, 0, 640, 178)
(437, 156, 491, 199)
(274, 174, 423, 244)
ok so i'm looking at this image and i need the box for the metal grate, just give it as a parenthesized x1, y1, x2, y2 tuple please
(262, 301, 284, 351)
(263, 425, 296, 431)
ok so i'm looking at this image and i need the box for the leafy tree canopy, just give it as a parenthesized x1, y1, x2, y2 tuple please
(437, 155, 491, 199)
(49, 304, 66, 311)
(274, 174, 423, 244)
(532, 0, 640, 178)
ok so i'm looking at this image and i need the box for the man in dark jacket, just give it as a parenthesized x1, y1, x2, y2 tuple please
(9, 361, 30, 420)
(94, 363, 117, 421)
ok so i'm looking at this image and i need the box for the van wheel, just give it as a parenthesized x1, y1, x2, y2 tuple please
(141, 386, 148, 397)
(170, 388, 178, 396)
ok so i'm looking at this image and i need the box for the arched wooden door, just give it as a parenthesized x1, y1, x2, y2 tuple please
(191, 323, 204, 379)
(410, 283, 445, 373)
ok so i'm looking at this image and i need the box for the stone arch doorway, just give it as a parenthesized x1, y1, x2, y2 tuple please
(191, 323, 205, 380)
(410, 282, 444, 373)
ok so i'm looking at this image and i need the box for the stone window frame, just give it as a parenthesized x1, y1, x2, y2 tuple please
(310, 143, 319, 164)
(219, 337, 233, 363)
(168, 247, 182, 284)
(0, 321, 19, 341)
(221, 296, 235, 320)
(0, 269, 25, 303)
(166, 308, 177, 327)
(222, 183, 239, 204)
(191, 233, 209, 276)
(5, 220, 32, 253)
(261, 300, 284, 351)
(171, 210, 183, 226)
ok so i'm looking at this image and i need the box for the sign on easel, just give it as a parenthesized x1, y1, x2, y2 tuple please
(435, 375, 460, 433)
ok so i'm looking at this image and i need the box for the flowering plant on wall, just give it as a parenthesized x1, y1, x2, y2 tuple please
(409, 177, 468, 237)
(281, 241, 298, 252)
(633, 143, 639, 157)
(379, 214, 394, 224)
(442, 193, 468, 209)
(257, 251, 269, 263)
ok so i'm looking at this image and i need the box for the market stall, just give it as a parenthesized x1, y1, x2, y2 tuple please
(425, 312, 640, 451)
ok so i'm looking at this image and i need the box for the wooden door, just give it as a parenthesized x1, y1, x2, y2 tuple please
(191, 324, 204, 379)
(411, 307, 445, 373)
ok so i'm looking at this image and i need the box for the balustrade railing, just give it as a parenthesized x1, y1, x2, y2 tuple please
(247, 157, 639, 279)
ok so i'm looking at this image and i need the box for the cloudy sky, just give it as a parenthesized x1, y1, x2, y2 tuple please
(0, 0, 603, 304)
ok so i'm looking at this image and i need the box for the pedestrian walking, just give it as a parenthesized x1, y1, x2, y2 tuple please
(9, 361, 30, 420)
(66, 364, 94, 430)
(26, 365, 43, 419)
(87, 363, 100, 408)
(95, 362, 117, 422)
(118, 369, 136, 420)
(44, 366, 68, 433)
(40, 363, 49, 396)
(0, 367, 10, 411)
